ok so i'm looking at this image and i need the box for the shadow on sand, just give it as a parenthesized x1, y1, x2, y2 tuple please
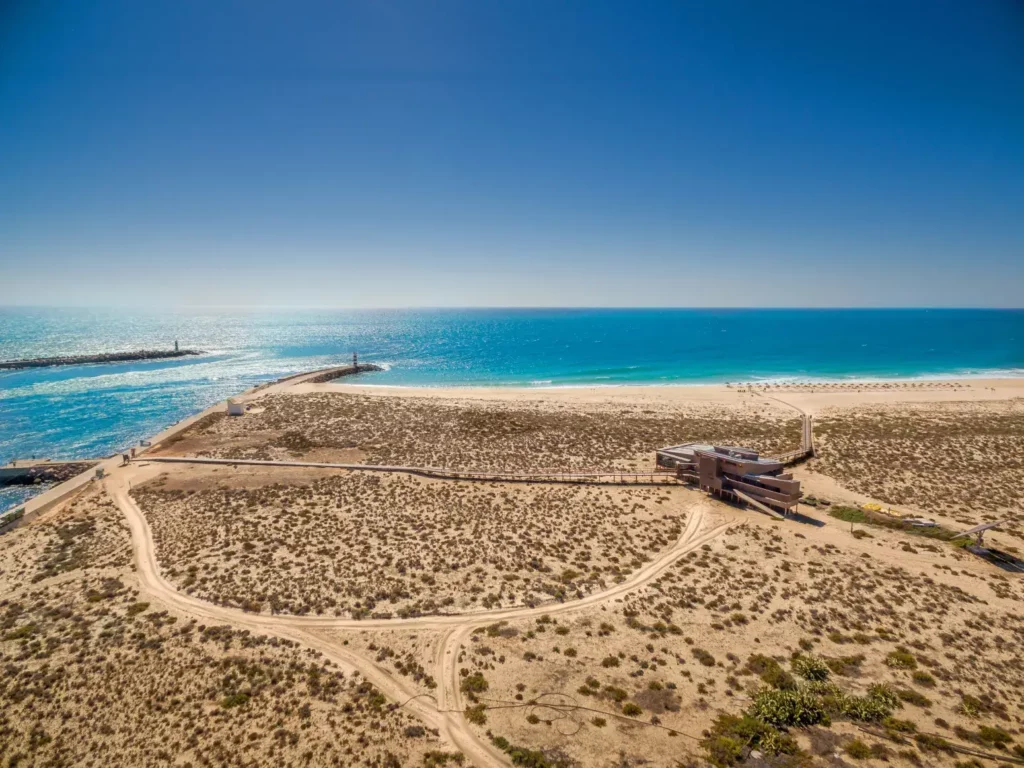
(719, 498, 826, 528)
(787, 509, 827, 528)
(967, 545, 1024, 573)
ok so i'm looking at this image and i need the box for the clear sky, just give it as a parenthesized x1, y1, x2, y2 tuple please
(1, 1, 1022, 307)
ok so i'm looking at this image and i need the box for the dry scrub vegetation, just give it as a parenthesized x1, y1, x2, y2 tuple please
(164, 392, 802, 472)
(0, 488, 450, 768)
(0, 487, 131, 593)
(134, 469, 688, 617)
(449, 520, 1024, 767)
(9, 386, 1023, 767)
(811, 400, 1024, 531)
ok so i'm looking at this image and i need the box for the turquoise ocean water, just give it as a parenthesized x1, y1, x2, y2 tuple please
(1, 307, 1022, 510)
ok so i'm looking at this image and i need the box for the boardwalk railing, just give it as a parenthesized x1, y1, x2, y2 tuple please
(141, 456, 683, 486)
(768, 415, 814, 466)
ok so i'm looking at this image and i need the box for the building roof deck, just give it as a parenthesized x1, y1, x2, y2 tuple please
(657, 443, 782, 467)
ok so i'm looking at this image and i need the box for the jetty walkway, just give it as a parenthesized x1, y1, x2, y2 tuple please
(0, 459, 102, 487)
(0, 348, 201, 370)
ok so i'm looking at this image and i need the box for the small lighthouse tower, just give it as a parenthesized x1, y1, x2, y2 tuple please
(353, 351, 358, 369)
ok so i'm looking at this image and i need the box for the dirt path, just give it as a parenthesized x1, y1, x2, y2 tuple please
(105, 465, 729, 767)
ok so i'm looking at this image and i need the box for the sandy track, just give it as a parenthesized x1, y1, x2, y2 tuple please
(106, 467, 728, 766)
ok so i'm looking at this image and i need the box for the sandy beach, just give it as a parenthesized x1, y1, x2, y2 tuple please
(296, 376, 1024, 412)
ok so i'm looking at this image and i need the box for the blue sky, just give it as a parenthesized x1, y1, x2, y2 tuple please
(1, 1, 1022, 307)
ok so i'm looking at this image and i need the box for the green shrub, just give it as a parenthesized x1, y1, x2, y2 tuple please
(750, 688, 828, 728)
(700, 714, 775, 767)
(959, 694, 984, 718)
(914, 734, 954, 755)
(220, 692, 250, 709)
(843, 685, 901, 723)
(1, 624, 37, 641)
(464, 704, 487, 725)
(693, 648, 716, 667)
(702, 734, 745, 768)
(883, 717, 917, 734)
(460, 672, 488, 696)
(801, 681, 848, 717)
(885, 647, 918, 669)
(758, 729, 799, 758)
(603, 686, 628, 703)
(601, 656, 620, 668)
(843, 696, 888, 723)
(622, 703, 642, 717)
(845, 739, 872, 759)
(896, 688, 932, 708)
(976, 725, 1013, 748)
(422, 751, 466, 767)
(825, 654, 865, 677)
(867, 684, 902, 711)
(791, 655, 830, 682)
(488, 736, 573, 768)
(898, 748, 923, 766)
(746, 654, 796, 690)
(911, 670, 936, 687)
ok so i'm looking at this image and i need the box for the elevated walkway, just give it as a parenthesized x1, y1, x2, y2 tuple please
(767, 415, 814, 465)
(140, 456, 682, 486)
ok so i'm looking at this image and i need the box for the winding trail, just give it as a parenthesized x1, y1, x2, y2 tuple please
(104, 466, 731, 767)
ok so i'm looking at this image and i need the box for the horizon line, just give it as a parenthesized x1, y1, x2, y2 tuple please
(1, 304, 1022, 312)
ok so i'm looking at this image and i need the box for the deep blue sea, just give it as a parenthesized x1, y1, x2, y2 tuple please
(1, 307, 1022, 511)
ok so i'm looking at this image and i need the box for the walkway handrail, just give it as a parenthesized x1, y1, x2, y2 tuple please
(140, 456, 682, 486)
(751, 391, 814, 465)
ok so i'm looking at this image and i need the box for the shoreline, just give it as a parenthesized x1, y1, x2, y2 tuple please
(346, 374, 1024, 390)
(295, 375, 1024, 404)
(325, 364, 1024, 390)
(7, 368, 1023, 522)
(288, 374, 1024, 425)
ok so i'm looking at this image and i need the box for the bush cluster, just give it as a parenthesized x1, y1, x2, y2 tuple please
(791, 654, 830, 682)
(703, 681, 903, 766)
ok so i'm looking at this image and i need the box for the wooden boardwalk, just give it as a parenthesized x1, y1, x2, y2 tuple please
(769, 414, 814, 465)
(750, 388, 814, 466)
(142, 456, 683, 486)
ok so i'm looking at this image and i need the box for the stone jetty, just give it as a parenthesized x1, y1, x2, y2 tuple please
(0, 348, 202, 370)
(303, 363, 384, 383)
(0, 460, 100, 487)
